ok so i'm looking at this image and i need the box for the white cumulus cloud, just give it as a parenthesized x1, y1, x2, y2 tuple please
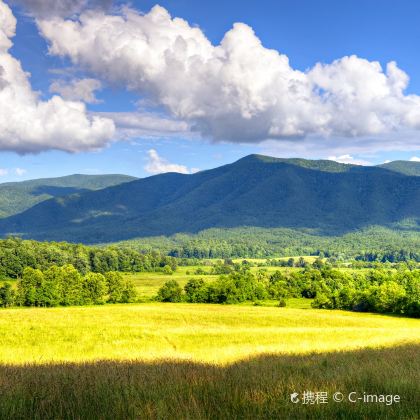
(145, 149, 193, 174)
(15, 167, 26, 176)
(49, 78, 102, 103)
(36, 4, 420, 154)
(0, 0, 115, 153)
(409, 156, 420, 162)
(327, 154, 371, 166)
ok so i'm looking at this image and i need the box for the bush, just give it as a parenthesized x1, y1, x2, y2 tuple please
(162, 265, 173, 275)
(278, 298, 286, 307)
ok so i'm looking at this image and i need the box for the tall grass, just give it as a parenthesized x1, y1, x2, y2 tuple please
(0, 345, 418, 419)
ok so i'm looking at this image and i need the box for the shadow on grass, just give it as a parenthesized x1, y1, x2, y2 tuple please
(0, 344, 419, 419)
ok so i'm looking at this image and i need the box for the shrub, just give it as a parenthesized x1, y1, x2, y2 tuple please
(278, 298, 287, 307)
(163, 265, 173, 275)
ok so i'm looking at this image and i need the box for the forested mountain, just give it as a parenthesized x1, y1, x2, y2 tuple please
(0, 155, 418, 243)
(379, 160, 420, 176)
(0, 174, 136, 217)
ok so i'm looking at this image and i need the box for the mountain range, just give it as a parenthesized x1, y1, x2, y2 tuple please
(0, 155, 418, 243)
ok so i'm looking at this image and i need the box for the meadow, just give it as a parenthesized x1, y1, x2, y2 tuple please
(0, 303, 418, 418)
(126, 258, 314, 299)
(1, 303, 419, 364)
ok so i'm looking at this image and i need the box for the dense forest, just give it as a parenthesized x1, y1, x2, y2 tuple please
(115, 226, 420, 261)
(0, 267, 136, 308)
(0, 229, 418, 282)
(0, 237, 177, 279)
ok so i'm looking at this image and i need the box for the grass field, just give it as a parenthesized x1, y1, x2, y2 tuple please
(125, 268, 219, 298)
(126, 262, 308, 299)
(0, 303, 418, 418)
(0, 303, 418, 365)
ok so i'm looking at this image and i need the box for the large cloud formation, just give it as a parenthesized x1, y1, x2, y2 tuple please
(37, 5, 420, 151)
(0, 0, 115, 153)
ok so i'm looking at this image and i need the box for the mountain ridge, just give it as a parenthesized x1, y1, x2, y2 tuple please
(0, 174, 137, 218)
(0, 155, 418, 243)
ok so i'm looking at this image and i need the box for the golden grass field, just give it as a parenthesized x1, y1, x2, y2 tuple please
(0, 303, 419, 419)
(0, 303, 418, 365)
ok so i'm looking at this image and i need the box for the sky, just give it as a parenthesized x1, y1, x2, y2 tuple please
(0, 0, 420, 181)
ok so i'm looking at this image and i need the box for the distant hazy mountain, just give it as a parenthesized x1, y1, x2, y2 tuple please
(0, 174, 137, 218)
(0, 155, 418, 243)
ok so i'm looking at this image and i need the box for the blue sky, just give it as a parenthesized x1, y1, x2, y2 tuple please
(0, 0, 419, 181)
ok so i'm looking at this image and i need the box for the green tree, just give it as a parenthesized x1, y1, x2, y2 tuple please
(370, 281, 406, 313)
(0, 283, 14, 307)
(156, 280, 183, 302)
(42, 265, 64, 307)
(120, 279, 137, 303)
(18, 267, 44, 306)
(184, 278, 208, 303)
(82, 272, 107, 305)
(60, 265, 84, 306)
(105, 271, 125, 303)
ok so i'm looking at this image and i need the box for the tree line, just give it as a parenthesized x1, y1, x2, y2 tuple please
(116, 226, 420, 261)
(0, 237, 177, 279)
(156, 266, 420, 318)
(0, 265, 136, 307)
